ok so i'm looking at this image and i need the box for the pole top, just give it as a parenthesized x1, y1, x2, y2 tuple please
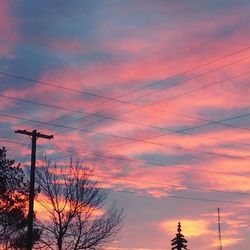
(15, 129, 53, 139)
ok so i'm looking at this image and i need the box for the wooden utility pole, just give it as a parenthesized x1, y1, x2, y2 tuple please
(218, 208, 223, 250)
(15, 129, 53, 250)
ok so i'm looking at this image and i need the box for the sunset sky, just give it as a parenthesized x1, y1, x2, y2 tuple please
(0, 0, 250, 249)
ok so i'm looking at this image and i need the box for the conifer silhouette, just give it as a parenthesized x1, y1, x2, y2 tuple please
(171, 222, 188, 250)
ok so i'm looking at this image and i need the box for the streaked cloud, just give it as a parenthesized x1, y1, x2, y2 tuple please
(0, 0, 250, 249)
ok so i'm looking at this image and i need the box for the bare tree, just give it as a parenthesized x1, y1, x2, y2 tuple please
(35, 159, 123, 250)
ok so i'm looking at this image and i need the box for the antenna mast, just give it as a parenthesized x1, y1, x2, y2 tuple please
(217, 208, 222, 250)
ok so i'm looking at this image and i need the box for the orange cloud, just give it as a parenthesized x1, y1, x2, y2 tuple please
(35, 193, 104, 222)
(211, 237, 244, 248)
(160, 219, 212, 238)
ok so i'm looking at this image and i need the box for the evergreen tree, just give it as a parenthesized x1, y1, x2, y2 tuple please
(171, 222, 188, 250)
(0, 147, 40, 249)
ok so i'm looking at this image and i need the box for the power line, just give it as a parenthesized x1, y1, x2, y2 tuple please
(3, 137, 250, 202)
(52, 62, 250, 135)
(93, 111, 250, 151)
(164, 195, 243, 204)
(49, 69, 250, 133)
(49, 148, 250, 178)
(1, 112, 250, 160)
(1, 49, 249, 133)
(1, 47, 249, 106)
(1, 34, 249, 207)
(92, 173, 250, 197)
(0, 46, 249, 208)
(110, 112, 250, 149)
(1, 138, 249, 179)
(107, 189, 245, 205)
(0, 139, 29, 147)
(15, 69, 249, 147)
(34, 146, 250, 201)
(1, 78, 250, 149)
(97, 46, 250, 104)
(3, 141, 243, 204)
(152, 75, 249, 105)
(0, 72, 115, 102)
(52, 46, 250, 115)
(112, 55, 250, 105)
(113, 111, 250, 150)
(60, 70, 249, 139)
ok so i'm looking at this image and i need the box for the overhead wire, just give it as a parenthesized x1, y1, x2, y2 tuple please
(3, 137, 250, 205)
(45, 45, 250, 121)
(56, 69, 250, 137)
(108, 189, 246, 204)
(1, 30, 250, 208)
(74, 60, 250, 133)
(2, 138, 249, 179)
(1, 112, 250, 161)
(1, 58, 249, 151)
(105, 111, 250, 150)
(0, 47, 249, 134)
(36, 58, 250, 145)
(1, 88, 250, 149)
(1, 138, 250, 201)
(40, 142, 250, 178)
(88, 173, 250, 197)
(39, 55, 250, 133)
(1, 46, 250, 204)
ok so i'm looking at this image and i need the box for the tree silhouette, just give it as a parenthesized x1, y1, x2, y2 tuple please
(171, 222, 188, 250)
(0, 147, 41, 249)
(35, 159, 123, 250)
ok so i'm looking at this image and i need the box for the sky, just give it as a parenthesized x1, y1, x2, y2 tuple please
(0, 0, 250, 249)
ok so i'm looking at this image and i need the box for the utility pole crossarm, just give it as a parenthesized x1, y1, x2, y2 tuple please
(15, 129, 33, 136)
(36, 132, 53, 139)
(15, 129, 53, 139)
